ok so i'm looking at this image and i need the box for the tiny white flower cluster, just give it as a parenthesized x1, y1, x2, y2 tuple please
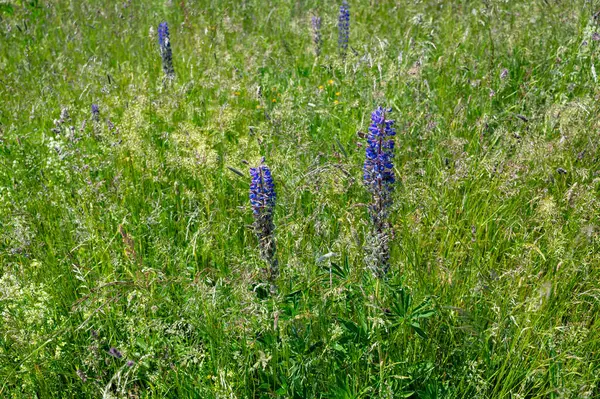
(0, 272, 54, 348)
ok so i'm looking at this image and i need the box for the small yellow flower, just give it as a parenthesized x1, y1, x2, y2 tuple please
(272, 99, 277, 103)
(328, 79, 334, 85)
(318, 85, 324, 90)
(335, 92, 341, 96)
(234, 91, 240, 96)
(334, 100, 339, 105)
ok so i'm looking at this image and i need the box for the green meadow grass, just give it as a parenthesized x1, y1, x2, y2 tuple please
(1, 0, 600, 397)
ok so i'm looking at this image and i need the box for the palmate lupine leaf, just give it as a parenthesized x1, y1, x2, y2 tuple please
(388, 288, 435, 339)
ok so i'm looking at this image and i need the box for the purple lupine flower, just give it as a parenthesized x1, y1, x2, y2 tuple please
(158, 22, 168, 46)
(108, 347, 123, 359)
(363, 107, 396, 277)
(249, 159, 278, 282)
(250, 163, 276, 215)
(364, 107, 396, 198)
(158, 22, 175, 78)
(91, 104, 100, 122)
(311, 16, 322, 56)
(338, 1, 350, 57)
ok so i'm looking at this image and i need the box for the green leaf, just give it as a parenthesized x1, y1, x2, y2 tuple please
(411, 322, 428, 339)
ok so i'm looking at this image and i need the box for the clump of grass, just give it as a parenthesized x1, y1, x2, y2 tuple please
(0, 1, 599, 398)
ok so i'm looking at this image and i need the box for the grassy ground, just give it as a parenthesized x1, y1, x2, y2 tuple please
(1, 0, 600, 397)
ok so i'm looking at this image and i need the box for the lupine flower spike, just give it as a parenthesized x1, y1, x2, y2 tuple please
(91, 104, 100, 122)
(363, 107, 396, 277)
(311, 16, 322, 56)
(250, 159, 278, 284)
(338, 1, 350, 58)
(158, 22, 175, 79)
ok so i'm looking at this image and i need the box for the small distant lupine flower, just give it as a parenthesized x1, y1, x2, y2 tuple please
(249, 159, 278, 283)
(158, 22, 175, 78)
(108, 347, 123, 359)
(338, 1, 350, 57)
(52, 108, 71, 135)
(500, 68, 509, 80)
(77, 369, 87, 383)
(311, 16, 322, 56)
(91, 104, 100, 122)
(363, 106, 396, 277)
(126, 360, 135, 367)
(60, 107, 70, 123)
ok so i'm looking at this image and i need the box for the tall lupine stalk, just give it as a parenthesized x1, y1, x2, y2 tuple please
(311, 16, 322, 56)
(363, 107, 396, 277)
(338, 1, 350, 57)
(157, 22, 175, 79)
(250, 160, 278, 284)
